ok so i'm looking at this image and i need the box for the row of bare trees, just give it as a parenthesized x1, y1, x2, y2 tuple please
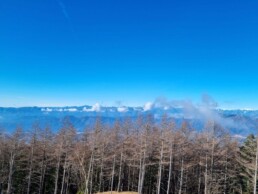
(0, 115, 257, 194)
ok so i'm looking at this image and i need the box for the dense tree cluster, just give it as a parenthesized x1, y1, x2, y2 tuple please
(0, 115, 257, 194)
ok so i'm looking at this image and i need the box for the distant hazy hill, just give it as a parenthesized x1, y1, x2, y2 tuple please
(0, 105, 257, 136)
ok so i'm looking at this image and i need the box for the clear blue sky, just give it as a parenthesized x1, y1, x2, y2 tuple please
(0, 0, 258, 108)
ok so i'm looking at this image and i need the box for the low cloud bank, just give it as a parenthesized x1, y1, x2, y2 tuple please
(144, 94, 250, 130)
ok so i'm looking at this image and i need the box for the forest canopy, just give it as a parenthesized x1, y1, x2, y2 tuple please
(0, 115, 257, 194)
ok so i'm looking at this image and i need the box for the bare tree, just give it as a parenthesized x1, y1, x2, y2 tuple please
(6, 128, 23, 194)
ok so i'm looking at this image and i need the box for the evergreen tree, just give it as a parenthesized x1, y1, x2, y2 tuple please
(239, 134, 258, 194)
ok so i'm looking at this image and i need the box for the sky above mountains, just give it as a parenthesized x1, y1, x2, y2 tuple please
(0, 0, 258, 108)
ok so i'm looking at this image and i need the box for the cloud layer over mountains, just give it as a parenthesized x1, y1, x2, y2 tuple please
(0, 95, 257, 136)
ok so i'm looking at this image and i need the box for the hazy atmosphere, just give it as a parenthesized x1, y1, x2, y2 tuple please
(1, 1, 258, 194)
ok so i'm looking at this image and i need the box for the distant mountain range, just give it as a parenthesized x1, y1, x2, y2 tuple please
(0, 105, 257, 136)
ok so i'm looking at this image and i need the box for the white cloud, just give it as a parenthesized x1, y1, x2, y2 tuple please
(64, 108, 77, 112)
(143, 102, 153, 111)
(233, 134, 246, 139)
(92, 103, 101, 111)
(117, 107, 128, 113)
(41, 108, 53, 112)
(83, 103, 101, 112)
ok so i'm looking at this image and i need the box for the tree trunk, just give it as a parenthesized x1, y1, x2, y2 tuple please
(39, 153, 46, 194)
(90, 160, 94, 194)
(39, 132, 47, 194)
(61, 154, 67, 194)
(254, 137, 258, 194)
(85, 152, 94, 194)
(224, 152, 228, 194)
(204, 154, 208, 194)
(111, 156, 116, 194)
(138, 136, 146, 194)
(27, 142, 35, 194)
(54, 153, 61, 194)
(157, 132, 164, 194)
(198, 165, 201, 194)
(65, 166, 71, 194)
(7, 152, 15, 194)
(167, 139, 173, 194)
(99, 153, 104, 193)
(138, 138, 143, 194)
(117, 151, 123, 192)
(178, 158, 184, 194)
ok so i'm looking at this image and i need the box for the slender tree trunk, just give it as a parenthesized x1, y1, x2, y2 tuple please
(254, 137, 258, 194)
(39, 154, 46, 194)
(138, 136, 146, 194)
(157, 132, 164, 194)
(39, 136, 47, 194)
(210, 137, 215, 183)
(138, 150, 145, 194)
(27, 144, 34, 194)
(99, 153, 104, 193)
(117, 151, 123, 192)
(61, 154, 67, 194)
(224, 152, 228, 194)
(210, 122, 215, 190)
(85, 152, 94, 194)
(90, 160, 94, 194)
(65, 166, 71, 194)
(167, 139, 173, 194)
(198, 165, 201, 194)
(178, 158, 184, 194)
(140, 162, 146, 194)
(132, 160, 136, 191)
(7, 152, 15, 194)
(84, 173, 88, 194)
(54, 153, 62, 194)
(138, 158, 142, 194)
(128, 163, 131, 191)
(138, 138, 143, 194)
(111, 156, 116, 194)
(0, 143, 5, 191)
(138, 160, 144, 194)
(204, 154, 208, 194)
(184, 172, 188, 193)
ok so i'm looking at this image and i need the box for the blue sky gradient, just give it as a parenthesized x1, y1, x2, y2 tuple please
(0, 0, 258, 108)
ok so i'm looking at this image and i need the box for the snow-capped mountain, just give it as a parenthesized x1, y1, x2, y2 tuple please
(0, 105, 257, 136)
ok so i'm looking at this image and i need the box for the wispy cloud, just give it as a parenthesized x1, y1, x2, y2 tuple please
(55, 0, 76, 37)
(146, 94, 249, 130)
(56, 0, 70, 20)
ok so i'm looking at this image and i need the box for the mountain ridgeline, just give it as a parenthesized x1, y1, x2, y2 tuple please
(0, 105, 257, 136)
